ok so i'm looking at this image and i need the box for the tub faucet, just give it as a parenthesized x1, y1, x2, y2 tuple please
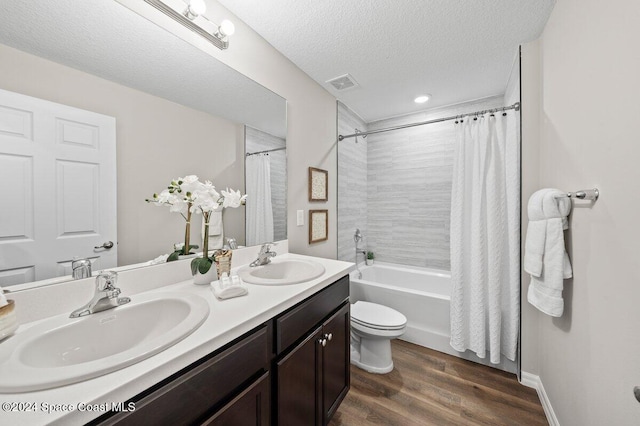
(69, 271, 130, 318)
(71, 258, 92, 280)
(250, 243, 277, 267)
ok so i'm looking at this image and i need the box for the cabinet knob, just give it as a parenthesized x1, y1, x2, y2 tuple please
(318, 338, 327, 347)
(324, 333, 333, 341)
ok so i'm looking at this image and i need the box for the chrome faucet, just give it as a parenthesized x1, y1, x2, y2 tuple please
(69, 271, 130, 318)
(250, 243, 277, 267)
(72, 258, 92, 280)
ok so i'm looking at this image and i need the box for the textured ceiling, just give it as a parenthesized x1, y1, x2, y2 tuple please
(0, 0, 286, 138)
(218, 0, 555, 122)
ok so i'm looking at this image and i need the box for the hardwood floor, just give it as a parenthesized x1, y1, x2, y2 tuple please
(329, 340, 547, 426)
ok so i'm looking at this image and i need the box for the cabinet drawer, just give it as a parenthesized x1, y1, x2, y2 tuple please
(102, 325, 269, 426)
(276, 275, 349, 354)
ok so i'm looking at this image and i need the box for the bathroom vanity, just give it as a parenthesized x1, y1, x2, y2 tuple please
(95, 276, 349, 425)
(0, 252, 353, 426)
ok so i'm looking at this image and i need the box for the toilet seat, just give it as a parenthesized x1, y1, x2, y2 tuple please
(351, 301, 407, 331)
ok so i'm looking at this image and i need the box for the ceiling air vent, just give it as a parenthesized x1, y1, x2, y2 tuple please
(326, 74, 359, 91)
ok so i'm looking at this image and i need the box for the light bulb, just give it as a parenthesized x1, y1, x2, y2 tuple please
(219, 19, 235, 37)
(414, 95, 430, 104)
(186, 0, 206, 19)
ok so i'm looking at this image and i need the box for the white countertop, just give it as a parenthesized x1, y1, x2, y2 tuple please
(0, 253, 354, 425)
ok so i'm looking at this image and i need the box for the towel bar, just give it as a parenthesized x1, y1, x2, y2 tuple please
(555, 188, 599, 201)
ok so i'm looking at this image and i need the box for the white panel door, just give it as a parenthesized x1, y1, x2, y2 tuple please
(0, 89, 117, 286)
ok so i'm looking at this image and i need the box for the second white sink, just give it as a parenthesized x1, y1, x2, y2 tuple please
(0, 292, 209, 392)
(238, 258, 326, 285)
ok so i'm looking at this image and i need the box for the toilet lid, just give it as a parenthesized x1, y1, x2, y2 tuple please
(351, 301, 407, 330)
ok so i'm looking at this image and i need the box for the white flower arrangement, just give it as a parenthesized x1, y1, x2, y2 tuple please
(146, 176, 246, 272)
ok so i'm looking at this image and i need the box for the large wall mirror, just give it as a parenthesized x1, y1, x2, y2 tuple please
(0, 0, 287, 288)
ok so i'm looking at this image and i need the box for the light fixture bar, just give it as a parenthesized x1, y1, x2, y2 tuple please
(143, 0, 229, 50)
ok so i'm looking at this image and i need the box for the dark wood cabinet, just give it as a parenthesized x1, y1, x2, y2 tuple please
(94, 275, 349, 426)
(275, 278, 350, 426)
(321, 303, 350, 424)
(95, 325, 270, 426)
(276, 326, 323, 426)
(203, 372, 270, 426)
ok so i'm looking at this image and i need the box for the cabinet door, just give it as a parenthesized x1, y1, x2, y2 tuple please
(277, 326, 323, 426)
(322, 303, 350, 425)
(204, 372, 270, 426)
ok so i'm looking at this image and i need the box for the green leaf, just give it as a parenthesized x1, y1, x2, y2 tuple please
(190, 257, 213, 275)
(167, 252, 180, 262)
(198, 258, 213, 274)
(190, 258, 200, 275)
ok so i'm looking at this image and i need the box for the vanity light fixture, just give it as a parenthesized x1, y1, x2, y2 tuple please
(414, 94, 431, 104)
(183, 0, 206, 20)
(144, 0, 235, 50)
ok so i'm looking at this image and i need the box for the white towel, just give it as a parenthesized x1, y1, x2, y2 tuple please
(202, 209, 224, 250)
(523, 189, 547, 277)
(525, 189, 573, 317)
(211, 277, 248, 300)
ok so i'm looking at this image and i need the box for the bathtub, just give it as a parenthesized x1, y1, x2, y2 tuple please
(349, 262, 453, 356)
(350, 262, 517, 373)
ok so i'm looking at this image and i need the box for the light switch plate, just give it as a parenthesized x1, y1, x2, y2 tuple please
(296, 210, 304, 226)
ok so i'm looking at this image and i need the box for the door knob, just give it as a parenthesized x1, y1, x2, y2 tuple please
(324, 333, 333, 341)
(318, 338, 327, 347)
(94, 241, 114, 249)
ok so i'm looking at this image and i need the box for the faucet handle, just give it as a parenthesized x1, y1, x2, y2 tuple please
(72, 258, 91, 269)
(96, 271, 118, 291)
(71, 258, 92, 280)
(258, 244, 268, 254)
(106, 287, 121, 299)
(226, 238, 238, 250)
(260, 242, 277, 252)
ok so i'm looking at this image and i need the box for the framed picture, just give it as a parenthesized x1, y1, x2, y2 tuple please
(309, 210, 328, 243)
(308, 167, 328, 202)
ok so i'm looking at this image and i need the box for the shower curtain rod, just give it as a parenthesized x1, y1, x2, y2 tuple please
(338, 102, 520, 141)
(245, 147, 286, 157)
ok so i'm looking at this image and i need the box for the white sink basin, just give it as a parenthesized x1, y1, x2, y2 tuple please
(0, 292, 209, 392)
(238, 258, 325, 285)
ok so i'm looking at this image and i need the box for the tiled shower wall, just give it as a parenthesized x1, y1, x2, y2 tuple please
(245, 127, 287, 242)
(337, 102, 368, 262)
(338, 96, 504, 269)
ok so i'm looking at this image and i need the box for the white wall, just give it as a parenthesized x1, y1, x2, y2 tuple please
(521, 40, 542, 378)
(521, 0, 640, 424)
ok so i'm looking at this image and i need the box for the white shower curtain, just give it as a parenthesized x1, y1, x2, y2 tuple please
(449, 112, 520, 364)
(246, 154, 274, 246)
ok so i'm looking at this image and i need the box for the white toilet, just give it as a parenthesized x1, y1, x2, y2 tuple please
(350, 301, 407, 374)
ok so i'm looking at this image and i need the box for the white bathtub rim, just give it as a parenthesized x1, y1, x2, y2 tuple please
(351, 278, 449, 301)
(355, 261, 450, 279)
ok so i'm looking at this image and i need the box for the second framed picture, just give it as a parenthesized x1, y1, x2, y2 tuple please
(309, 209, 328, 243)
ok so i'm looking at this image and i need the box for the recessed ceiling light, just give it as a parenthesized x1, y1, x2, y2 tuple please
(414, 95, 431, 104)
